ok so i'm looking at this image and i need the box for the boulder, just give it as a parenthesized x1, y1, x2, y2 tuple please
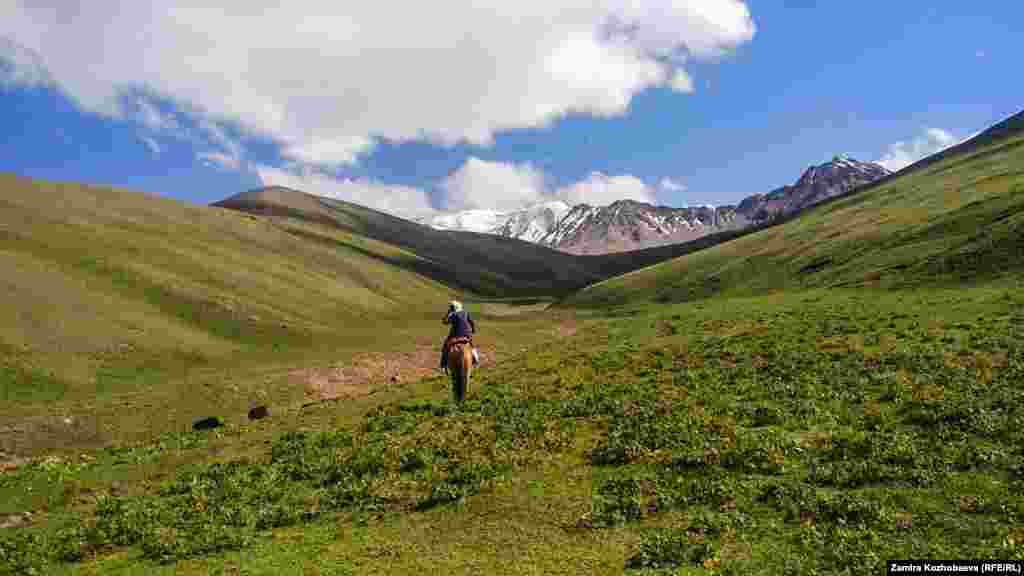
(192, 416, 223, 431)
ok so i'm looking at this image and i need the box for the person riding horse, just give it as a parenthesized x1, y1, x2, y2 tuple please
(440, 301, 479, 372)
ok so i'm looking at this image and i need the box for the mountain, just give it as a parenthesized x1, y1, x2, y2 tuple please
(566, 111, 1024, 308)
(417, 201, 570, 243)
(540, 201, 741, 255)
(490, 201, 571, 243)
(735, 155, 891, 222)
(421, 156, 890, 254)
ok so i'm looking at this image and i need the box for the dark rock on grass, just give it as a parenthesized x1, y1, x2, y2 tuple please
(192, 416, 223, 431)
(0, 512, 32, 529)
(248, 405, 269, 420)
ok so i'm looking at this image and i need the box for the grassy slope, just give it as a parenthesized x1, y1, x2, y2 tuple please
(215, 188, 755, 298)
(566, 121, 1024, 308)
(0, 173, 470, 454)
(6, 285, 1022, 575)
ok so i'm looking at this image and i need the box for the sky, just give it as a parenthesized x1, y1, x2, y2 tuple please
(1, 2, 1021, 218)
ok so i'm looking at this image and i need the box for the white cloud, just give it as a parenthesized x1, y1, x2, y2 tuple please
(441, 157, 546, 211)
(659, 177, 687, 192)
(0, 1, 755, 168)
(139, 135, 161, 156)
(438, 157, 659, 210)
(198, 151, 240, 171)
(554, 172, 655, 206)
(0, 36, 50, 87)
(255, 165, 435, 219)
(875, 128, 962, 172)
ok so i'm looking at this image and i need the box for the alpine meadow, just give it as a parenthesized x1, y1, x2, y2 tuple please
(2, 2, 1024, 573)
(1, 109, 1021, 574)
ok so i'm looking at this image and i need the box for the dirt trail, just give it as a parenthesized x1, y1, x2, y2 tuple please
(292, 336, 507, 407)
(292, 314, 578, 407)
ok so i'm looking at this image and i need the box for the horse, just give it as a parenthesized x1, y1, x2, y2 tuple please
(447, 338, 473, 404)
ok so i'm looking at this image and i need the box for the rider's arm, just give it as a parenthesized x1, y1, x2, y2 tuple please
(469, 316, 476, 333)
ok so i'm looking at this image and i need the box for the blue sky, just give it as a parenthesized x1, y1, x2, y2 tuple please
(1, 2, 1021, 216)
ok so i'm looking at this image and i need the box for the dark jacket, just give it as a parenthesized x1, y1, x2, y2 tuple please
(444, 310, 476, 339)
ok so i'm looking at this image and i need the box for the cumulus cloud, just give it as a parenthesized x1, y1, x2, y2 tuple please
(0, 36, 50, 87)
(876, 128, 962, 172)
(441, 157, 546, 211)
(139, 135, 161, 156)
(438, 157, 659, 211)
(256, 165, 435, 219)
(0, 1, 755, 168)
(554, 172, 656, 206)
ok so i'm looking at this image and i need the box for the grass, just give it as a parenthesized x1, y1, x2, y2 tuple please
(3, 285, 1024, 574)
(1, 172, 551, 455)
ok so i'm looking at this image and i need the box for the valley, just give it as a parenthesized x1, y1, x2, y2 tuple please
(0, 111, 1022, 575)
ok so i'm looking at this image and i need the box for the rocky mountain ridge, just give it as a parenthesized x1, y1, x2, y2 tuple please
(413, 156, 891, 254)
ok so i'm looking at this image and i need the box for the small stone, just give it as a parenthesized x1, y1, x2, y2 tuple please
(247, 405, 269, 420)
(895, 514, 913, 530)
(574, 517, 594, 530)
(959, 495, 979, 513)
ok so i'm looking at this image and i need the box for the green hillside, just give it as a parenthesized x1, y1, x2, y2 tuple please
(0, 173, 475, 454)
(566, 114, 1024, 308)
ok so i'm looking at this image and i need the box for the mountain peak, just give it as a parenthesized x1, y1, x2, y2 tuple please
(415, 154, 892, 254)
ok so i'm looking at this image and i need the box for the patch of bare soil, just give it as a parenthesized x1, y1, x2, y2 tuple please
(292, 341, 440, 406)
(0, 451, 29, 474)
(293, 334, 507, 407)
(552, 318, 579, 339)
(294, 317, 581, 407)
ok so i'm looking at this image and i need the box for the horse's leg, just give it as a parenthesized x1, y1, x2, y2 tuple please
(452, 345, 466, 404)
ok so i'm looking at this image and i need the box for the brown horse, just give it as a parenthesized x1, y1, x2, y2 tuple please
(448, 340, 473, 404)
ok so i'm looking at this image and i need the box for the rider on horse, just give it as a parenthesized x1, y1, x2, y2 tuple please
(440, 301, 480, 372)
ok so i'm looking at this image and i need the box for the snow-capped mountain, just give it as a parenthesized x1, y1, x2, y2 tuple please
(418, 208, 509, 234)
(540, 201, 741, 254)
(419, 156, 890, 254)
(490, 201, 571, 243)
(417, 201, 569, 242)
